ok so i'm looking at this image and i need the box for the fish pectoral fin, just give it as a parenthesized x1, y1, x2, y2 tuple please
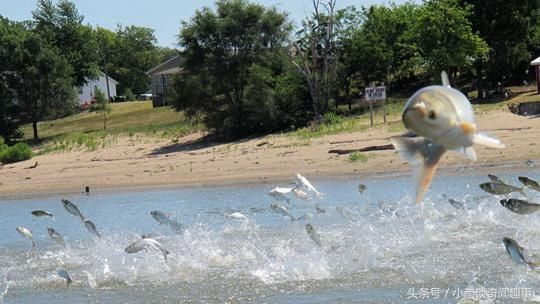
(459, 122, 477, 135)
(390, 137, 424, 165)
(472, 132, 505, 149)
(451, 147, 477, 161)
(464, 147, 477, 161)
(391, 137, 446, 204)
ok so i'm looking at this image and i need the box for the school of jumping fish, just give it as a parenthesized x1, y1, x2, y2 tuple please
(12, 72, 539, 287)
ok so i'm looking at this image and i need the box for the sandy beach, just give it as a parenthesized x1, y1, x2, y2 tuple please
(0, 110, 538, 198)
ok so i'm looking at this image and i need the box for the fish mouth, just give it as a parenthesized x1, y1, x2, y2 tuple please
(402, 104, 427, 128)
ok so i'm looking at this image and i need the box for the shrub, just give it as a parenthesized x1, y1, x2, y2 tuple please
(0, 137, 7, 153)
(0, 143, 33, 164)
(348, 151, 368, 163)
(124, 88, 136, 101)
(322, 112, 343, 126)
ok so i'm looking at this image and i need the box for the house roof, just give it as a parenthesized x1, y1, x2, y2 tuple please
(531, 56, 540, 66)
(146, 55, 184, 76)
(99, 71, 119, 84)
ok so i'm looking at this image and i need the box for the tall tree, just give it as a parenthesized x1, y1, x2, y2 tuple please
(114, 25, 161, 94)
(293, 0, 338, 122)
(175, 0, 292, 138)
(344, 3, 421, 87)
(32, 0, 99, 86)
(414, 0, 488, 80)
(0, 18, 23, 142)
(461, 0, 540, 84)
(10, 29, 76, 140)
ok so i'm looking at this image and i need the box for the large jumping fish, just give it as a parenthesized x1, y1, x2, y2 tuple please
(391, 72, 504, 203)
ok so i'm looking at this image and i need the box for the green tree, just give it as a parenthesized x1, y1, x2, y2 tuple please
(175, 0, 292, 138)
(414, 0, 488, 80)
(0, 17, 24, 142)
(95, 26, 116, 85)
(114, 25, 161, 94)
(32, 0, 99, 86)
(157, 47, 179, 63)
(461, 0, 539, 84)
(293, 0, 339, 121)
(10, 29, 76, 140)
(89, 88, 111, 130)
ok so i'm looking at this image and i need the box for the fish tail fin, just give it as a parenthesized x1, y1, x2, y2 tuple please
(390, 137, 446, 204)
(472, 133, 505, 149)
(416, 162, 440, 204)
(519, 187, 528, 197)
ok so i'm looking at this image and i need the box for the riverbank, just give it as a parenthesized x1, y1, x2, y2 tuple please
(1, 110, 538, 198)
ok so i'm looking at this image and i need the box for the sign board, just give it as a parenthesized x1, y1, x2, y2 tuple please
(365, 86, 386, 101)
(364, 85, 387, 126)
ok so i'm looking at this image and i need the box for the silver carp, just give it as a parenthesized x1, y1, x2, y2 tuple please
(16, 226, 35, 248)
(83, 219, 101, 238)
(31, 210, 54, 218)
(61, 199, 85, 220)
(391, 72, 504, 203)
(479, 182, 526, 196)
(125, 238, 170, 262)
(502, 237, 537, 269)
(150, 210, 184, 234)
(47, 228, 66, 247)
(305, 224, 322, 247)
(56, 267, 72, 286)
(519, 176, 540, 192)
(271, 203, 296, 221)
(499, 198, 540, 215)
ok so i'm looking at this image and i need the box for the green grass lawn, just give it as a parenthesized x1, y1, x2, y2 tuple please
(24, 101, 198, 140)
(24, 101, 201, 153)
(25, 88, 540, 153)
(290, 97, 407, 140)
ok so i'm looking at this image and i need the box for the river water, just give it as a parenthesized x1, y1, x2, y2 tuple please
(1, 168, 539, 303)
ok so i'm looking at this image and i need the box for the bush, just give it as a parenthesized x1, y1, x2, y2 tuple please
(0, 143, 33, 164)
(124, 88, 136, 101)
(0, 137, 7, 153)
(322, 112, 343, 126)
(348, 151, 368, 163)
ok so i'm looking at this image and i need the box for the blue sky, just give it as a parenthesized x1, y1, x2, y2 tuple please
(1, 0, 409, 48)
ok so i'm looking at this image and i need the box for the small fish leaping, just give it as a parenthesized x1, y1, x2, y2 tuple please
(391, 72, 504, 203)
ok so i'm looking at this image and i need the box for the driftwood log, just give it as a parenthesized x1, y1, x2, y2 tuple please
(328, 144, 394, 155)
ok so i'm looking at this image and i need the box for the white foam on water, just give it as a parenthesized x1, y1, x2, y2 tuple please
(1, 173, 540, 302)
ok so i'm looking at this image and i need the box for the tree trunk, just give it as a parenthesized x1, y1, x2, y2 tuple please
(32, 121, 39, 140)
(103, 112, 107, 130)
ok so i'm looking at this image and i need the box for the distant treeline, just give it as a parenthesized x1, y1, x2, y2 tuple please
(1, 0, 539, 142)
(172, 0, 540, 138)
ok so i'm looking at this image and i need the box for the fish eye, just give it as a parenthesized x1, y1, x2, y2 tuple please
(428, 110, 436, 120)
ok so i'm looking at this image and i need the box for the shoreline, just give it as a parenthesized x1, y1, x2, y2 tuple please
(0, 159, 535, 200)
(0, 110, 538, 200)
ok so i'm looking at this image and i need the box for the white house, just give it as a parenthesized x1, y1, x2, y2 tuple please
(77, 72, 118, 106)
